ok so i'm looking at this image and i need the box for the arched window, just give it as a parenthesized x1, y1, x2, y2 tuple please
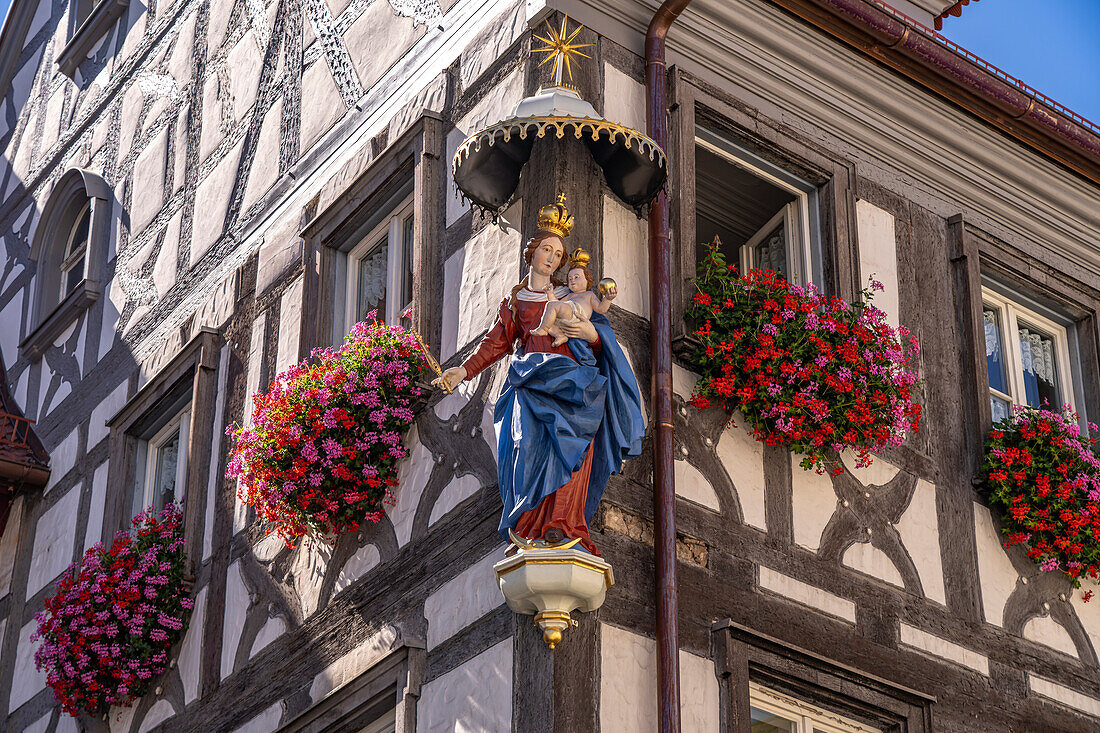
(22, 168, 111, 360)
(60, 201, 91, 300)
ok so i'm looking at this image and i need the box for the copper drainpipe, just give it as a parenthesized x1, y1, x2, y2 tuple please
(646, 2, 692, 731)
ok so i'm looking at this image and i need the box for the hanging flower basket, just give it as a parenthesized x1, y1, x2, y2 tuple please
(226, 318, 427, 545)
(981, 405, 1100, 599)
(32, 505, 193, 718)
(685, 240, 922, 473)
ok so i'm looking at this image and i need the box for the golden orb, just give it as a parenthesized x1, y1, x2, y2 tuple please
(543, 628, 563, 649)
(597, 277, 617, 298)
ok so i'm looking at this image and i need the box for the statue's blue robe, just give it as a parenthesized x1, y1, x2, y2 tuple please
(494, 313, 645, 545)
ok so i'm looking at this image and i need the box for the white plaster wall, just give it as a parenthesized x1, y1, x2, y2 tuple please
(1023, 615, 1078, 658)
(601, 194, 649, 319)
(275, 276, 304, 375)
(137, 700, 176, 732)
(9, 620, 46, 712)
(898, 622, 988, 676)
(178, 586, 207, 703)
(757, 565, 856, 623)
(290, 535, 334, 619)
(842, 541, 903, 588)
(392, 425, 432, 547)
(84, 462, 109, 552)
(599, 624, 720, 733)
(27, 487, 80, 596)
(439, 200, 522, 362)
(855, 199, 899, 331)
(43, 428, 78, 493)
(232, 702, 284, 733)
(429, 473, 483, 526)
(791, 462, 836, 552)
(675, 459, 720, 512)
(88, 380, 129, 450)
(839, 450, 900, 486)
(222, 560, 251, 679)
(459, 1, 525, 91)
(1028, 674, 1100, 718)
(894, 478, 947, 605)
(309, 625, 400, 704)
(972, 502, 1020, 627)
(445, 67, 526, 226)
(332, 543, 381, 596)
(250, 615, 288, 659)
(603, 63, 646, 135)
(715, 420, 767, 530)
(1070, 592, 1100, 665)
(424, 548, 506, 649)
(23, 711, 51, 733)
(417, 639, 513, 733)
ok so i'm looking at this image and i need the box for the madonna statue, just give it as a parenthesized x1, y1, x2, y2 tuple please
(434, 195, 645, 554)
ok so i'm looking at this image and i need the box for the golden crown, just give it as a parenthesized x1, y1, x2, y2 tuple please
(537, 193, 574, 239)
(568, 247, 590, 269)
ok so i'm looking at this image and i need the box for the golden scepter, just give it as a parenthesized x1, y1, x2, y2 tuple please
(403, 307, 451, 394)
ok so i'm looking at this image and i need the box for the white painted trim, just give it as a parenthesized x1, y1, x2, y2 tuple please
(697, 130, 816, 286)
(749, 682, 881, 733)
(344, 196, 414, 332)
(981, 286, 1075, 413)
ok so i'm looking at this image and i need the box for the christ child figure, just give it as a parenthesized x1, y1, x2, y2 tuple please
(531, 248, 617, 347)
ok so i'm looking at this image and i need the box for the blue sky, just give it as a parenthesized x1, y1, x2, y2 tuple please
(938, 0, 1100, 123)
(0, 0, 1096, 123)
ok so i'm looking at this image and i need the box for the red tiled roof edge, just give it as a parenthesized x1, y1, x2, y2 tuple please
(935, 0, 978, 30)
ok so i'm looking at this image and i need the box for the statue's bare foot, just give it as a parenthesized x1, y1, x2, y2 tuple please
(551, 334, 568, 347)
(544, 528, 566, 545)
(531, 326, 549, 336)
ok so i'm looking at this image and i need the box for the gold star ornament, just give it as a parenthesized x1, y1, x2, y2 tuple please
(532, 15, 593, 86)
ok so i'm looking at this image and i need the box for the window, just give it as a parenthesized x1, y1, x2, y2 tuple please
(300, 113, 443, 356)
(60, 201, 91, 300)
(104, 329, 220, 563)
(56, 0, 131, 77)
(68, 0, 95, 37)
(23, 168, 110, 360)
(695, 125, 821, 286)
(982, 285, 1077, 423)
(346, 197, 414, 328)
(750, 684, 881, 733)
(131, 406, 191, 517)
(278, 644, 422, 733)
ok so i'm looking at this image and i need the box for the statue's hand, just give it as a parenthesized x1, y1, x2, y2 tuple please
(559, 316, 598, 344)
(434, 366, 467, 392)
(603, 285, 618, 300)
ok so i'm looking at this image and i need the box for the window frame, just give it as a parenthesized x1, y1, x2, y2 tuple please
(343, 195, 416, 331)
(104, 329, 220, 571)
(668, 68, 858, 350)
(695, 126, 821, 288)
(22, 168, 112, 361)
(981, 284, 1078, 420)
(131, 406, 191, 518)
(750, 682, 882, 733)
(277, 643, 424, 733)
(713, 620, 934, 732)
(951, 215, 1100, 462)
(300, 113, 443, 358)
(56, 0, 130, 78)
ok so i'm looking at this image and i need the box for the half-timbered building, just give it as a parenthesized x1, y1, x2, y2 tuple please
(1, 0, 1100, 729)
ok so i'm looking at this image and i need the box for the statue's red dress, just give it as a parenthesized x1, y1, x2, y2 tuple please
(461, 291, 603, 554)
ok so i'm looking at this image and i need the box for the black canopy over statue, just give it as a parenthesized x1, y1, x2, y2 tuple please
(452, 84, 668, 218)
